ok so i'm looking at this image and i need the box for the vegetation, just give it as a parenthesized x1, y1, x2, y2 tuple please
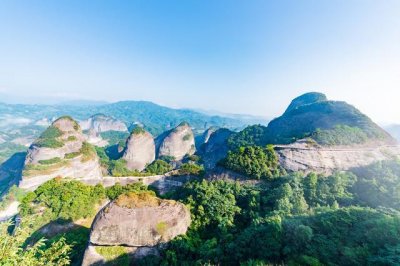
(35, 126, 64, 148)
(145, 160, 173, 175)
(95, 246, 129, 266)
(108, 159, 152, 177)
(0, 185, 26, 210)
(0, 221, 72, 265)
(131, 126, 146, 135)
(178, 163, 205, 176)
(222, 145, 285, 179)
(99, 131, 129, 146)
(115, 191, 160, 208)
(105, 182, 149, 200)
(312, 125, 370, 146)
(79, 142, 97, 162)
(20, 178, 105, 221)
(183, 133, 192, 141)
(141, 164, 400, 265)
(39, 157, 62, 165)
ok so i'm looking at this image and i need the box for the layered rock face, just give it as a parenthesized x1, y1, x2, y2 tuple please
(122, 129, 155, 171)
(275, 139, 400, 175)
(157, 122, 195, 160)
(201, 127, 218, 144)
(80, 113, 128, 133)
(19, 117, 102, 190)
(82, 191, 190, 265)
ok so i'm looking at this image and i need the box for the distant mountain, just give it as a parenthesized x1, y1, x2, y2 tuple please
(229, 92, 395, 147)
(384, 124, 400, 141)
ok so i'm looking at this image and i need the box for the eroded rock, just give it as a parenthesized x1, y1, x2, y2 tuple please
(122, 128, 155, 171)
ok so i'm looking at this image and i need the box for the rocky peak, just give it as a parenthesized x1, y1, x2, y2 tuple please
(157, 122, 195, 161)
(20, 116, 102, 190)
(284, 92, 327, 114)
(122, 128, 155, 171)
(80, 113, 128, 133)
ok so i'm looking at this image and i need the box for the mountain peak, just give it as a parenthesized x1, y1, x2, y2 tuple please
(285, 92, 328, 114)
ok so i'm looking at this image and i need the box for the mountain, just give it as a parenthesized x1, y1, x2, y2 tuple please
(19, 117, 103, 190)
(229, 92, 396, 147)
(384, 124, 400, 141)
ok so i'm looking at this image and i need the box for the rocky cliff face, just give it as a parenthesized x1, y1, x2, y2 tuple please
(200, 128, 234, 169)
(122, 129, 155, 171)
(19, 117, 102, 190)
(275, 139, 400, 175)
(80, 114, 128, 133)
(82, 191, 190, 265)
(157, 122, 195, 160)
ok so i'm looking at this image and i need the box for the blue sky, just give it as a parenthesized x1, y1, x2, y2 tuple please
(0, 0, 399, 123)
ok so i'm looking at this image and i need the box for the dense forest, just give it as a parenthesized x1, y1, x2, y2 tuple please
(2, 154, 400, 265)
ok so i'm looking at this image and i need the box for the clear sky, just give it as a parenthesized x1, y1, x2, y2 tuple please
(0, 0, 399, 123)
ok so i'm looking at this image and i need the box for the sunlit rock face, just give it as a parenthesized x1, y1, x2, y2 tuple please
(20, 116, 102, 190)
(80, 113, 128, 133)
(157, 122, 195, 161)
(82, 192, 191, 266)
(122, 129, 155, 171)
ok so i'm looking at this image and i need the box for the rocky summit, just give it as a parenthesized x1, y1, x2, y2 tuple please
(122, 128, 156, 171)
(157, 122, 195, 160)
(19, 116, 102, 190)
(82, 191, 190, 265)
(80, 113, 128, 133)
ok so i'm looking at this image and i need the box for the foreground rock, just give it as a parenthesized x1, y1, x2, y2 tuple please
(122, 128, 155, 171)
(275, 139, 400, 175)
(157, 122, 195, 161)
(82, 191, 190, 265)
(19, 117, 102, 190)
(80, 113, 128, 133)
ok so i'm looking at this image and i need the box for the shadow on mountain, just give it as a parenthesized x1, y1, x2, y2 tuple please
(0, 152, 26, 196)
(23, 218, 91, 266)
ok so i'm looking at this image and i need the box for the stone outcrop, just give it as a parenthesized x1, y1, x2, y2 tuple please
(85, 128, 108, 147)
(19, 117, 102, 190)
(275, 139, 400, 175)
(200, 128, 234, 169)
(201, 127, 218, 145)
(157, 122, 195, 161)
(80, 113, 128, 133)
(82, 191, 190, 265)
(122, 128, 155, 171)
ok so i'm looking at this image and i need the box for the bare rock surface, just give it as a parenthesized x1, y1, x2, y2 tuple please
(122, 129, 155, 171)
(275, 139, 400, 175)
(90, 192, 190, 246)
(80, 114, 127, 133)
(157, 122, 195, 160)
(20, 117, 102, 190)
(200, 128, 234, 169)
(82, 192, 190, 265)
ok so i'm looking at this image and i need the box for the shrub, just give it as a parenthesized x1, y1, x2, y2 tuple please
(178, 163, 205, 176)
(39, 157, 62, 165)
(36, 126, 64, 148)
(145, 160, 172, 175)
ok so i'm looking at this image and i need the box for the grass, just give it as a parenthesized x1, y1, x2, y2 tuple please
(115, 191, 161, 208)
(38, 157, 62, 165)
(65, 152, 81, 159)
(155, 221, 168, 239)
(36, 126, 64, 148)
(66, 136, 77, 141)
(131, 126, 146, 135)
(183, 134, 192, 141)
(23, 160, 70, 177)
(79, 142, 97, 162)
(95, 246, 129, 265)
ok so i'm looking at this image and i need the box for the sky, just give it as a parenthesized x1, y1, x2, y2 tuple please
(0, 0, 400, 123)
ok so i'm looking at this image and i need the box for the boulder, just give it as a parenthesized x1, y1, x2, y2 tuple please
(157, 122, 195, 161)
(82, 191, 190, 265)
(122, 128, 155, 171)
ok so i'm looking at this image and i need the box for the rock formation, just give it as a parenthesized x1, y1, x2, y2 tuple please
(201, 127, 218, 145)
(19, 116, 102, 190)
(85, 128, 108, 147)
(157, 122, 195, 161)
(122, 128, 155, 171)
(80, 113, 128, 133)
(82, 191, 190, 265)
(275, 139, 400, 175)
(200, 128, 234, 169)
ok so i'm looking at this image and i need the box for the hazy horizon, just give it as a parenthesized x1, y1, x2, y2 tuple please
(1, 1, 400, 123)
